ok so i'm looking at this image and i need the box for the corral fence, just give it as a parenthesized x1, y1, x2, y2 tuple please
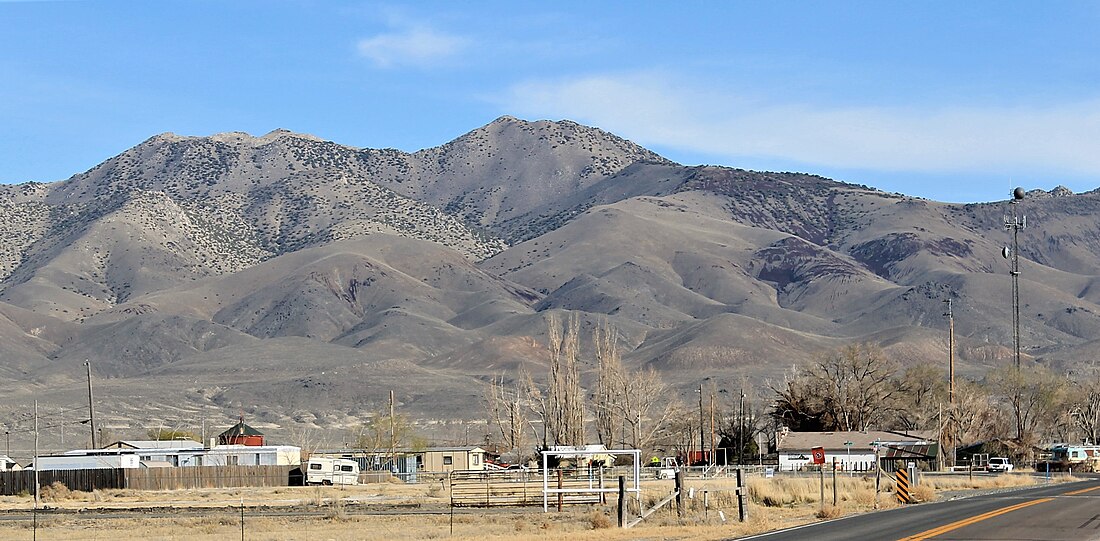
(0, 465, 297, 495)
(449, 469, 603, 507)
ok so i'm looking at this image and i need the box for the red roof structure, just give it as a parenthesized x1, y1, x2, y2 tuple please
(217, 418, 265, 446)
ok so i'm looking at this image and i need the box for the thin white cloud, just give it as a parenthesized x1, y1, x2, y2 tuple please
(357, 26, 469, 68)
(499, 72, 1100, 177)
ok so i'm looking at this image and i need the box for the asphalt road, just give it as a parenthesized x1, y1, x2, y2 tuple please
(735, 478, 1100, 541)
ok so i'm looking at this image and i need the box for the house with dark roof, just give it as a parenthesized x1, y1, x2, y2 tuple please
(218, 419, 265, 446)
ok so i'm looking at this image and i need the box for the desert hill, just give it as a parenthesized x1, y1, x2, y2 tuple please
(1, 116, 1098, 449)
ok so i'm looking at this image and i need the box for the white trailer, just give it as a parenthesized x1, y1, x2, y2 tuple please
(35, 454, 141, 471)
(305, 457, 359, 485)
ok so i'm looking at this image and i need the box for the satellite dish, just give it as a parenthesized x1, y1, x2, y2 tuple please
(1002, 246, 1011, 259)
(1013, 187, 1025, 200)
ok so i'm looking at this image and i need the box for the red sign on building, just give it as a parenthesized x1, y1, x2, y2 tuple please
(811, 446, 826, 465)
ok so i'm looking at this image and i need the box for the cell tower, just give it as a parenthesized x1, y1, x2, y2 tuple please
(1002, 187, 1026, 370)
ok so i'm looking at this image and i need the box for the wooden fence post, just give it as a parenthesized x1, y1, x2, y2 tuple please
(736, 467, 746, 522)
(818, 465, 824, 511)
(675, 470, 684, 517)
(832, 458, 837, 507)
(557, 469, 563, 512)
(617, 476, 626, 528)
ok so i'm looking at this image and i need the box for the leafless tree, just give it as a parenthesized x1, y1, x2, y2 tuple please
(526, 313, 586, 448)
(354, 410, 422, 454)
(484, 375, 526, 453)
(519, 367, 549, 449)
(617, 368, 679, 451)
(990, 365, 1066, 447)
(1069, 362, 1100, 444)
(593, 319, 621, 447)
(545, 314, 589, 446)
(894, 362, 948, 431)
(591, 319, 678, 452)
(772, 343, 900, 431)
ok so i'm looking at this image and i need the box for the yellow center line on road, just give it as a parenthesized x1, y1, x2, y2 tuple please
(1064, 485, 1100, 496)
(897, 498, 1054, 541)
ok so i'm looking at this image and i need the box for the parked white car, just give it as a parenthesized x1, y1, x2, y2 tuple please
(988, 457, 1014, 472)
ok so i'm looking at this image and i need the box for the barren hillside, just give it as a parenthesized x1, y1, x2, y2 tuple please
(0, 117, 1098, 448)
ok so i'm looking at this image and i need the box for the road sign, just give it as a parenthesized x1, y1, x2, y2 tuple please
(896, 468, 912, 503)
(811, 446, 825, 465)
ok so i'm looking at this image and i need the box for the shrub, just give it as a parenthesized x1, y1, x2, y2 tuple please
(40, 481, 73, 502)
(588, 511, 613, 529)
(815, 505, 843, 519)
(911, 484, 935, 502)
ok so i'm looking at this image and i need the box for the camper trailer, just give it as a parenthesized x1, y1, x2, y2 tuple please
(305, 457, 359, 485)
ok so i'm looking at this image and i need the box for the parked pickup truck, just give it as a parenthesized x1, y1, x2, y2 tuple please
(987, 457, 1014, 472)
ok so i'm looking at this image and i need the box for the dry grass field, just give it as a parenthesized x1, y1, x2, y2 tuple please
(0, 472, 1069, 541)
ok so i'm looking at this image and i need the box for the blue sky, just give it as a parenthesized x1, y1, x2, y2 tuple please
(2, 1, 1099, 203)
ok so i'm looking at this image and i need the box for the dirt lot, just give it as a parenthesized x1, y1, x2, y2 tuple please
(0, 472, 1068, 540)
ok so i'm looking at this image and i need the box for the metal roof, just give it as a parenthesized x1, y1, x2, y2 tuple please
(103, 440, 203, 450)
(880, 442, 939, 459)
(778, 430, 929, 452)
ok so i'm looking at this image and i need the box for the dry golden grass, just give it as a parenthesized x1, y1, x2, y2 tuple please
(0, 473, 1075, 541)
(921, 472, 1058, 492)
(815, 504, 843, 519)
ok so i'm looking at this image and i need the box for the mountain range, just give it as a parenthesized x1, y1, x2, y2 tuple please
(1, 116, 1098, 447)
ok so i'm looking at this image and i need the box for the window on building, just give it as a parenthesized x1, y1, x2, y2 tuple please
(472, 454, 480, 465)
(443, 455, 453, 466)
(228, 455, 239, 466)
(254, 454, 261, 466)
(195, 456, 203, 467)
(140, 455, 152, 461)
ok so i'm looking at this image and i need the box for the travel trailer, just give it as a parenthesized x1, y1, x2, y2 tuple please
(305, 457, 359, 485)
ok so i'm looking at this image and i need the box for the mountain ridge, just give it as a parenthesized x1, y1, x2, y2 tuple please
(1, 116, 1098, 445)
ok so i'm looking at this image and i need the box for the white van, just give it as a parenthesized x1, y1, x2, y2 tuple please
(305, 457, 360, 485)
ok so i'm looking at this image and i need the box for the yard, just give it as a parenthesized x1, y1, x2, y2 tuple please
(0, 471, 1066, 540)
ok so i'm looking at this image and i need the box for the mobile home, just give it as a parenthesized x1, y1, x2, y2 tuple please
(35, 453, 141, 471)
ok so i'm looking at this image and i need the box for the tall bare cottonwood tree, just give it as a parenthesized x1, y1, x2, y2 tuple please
(543, 313, 585, 447)
(484, 375, 526, 453)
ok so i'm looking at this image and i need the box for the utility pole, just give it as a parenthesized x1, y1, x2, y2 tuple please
(33, 400, 40, 508)
(84, 360, 97, 449)
(697, 384, 704, 464)
(944, 298, 955, 403)
(738, 389, 745, 465)
(709, 393, 715, 465)
(944, 298, 956, 468)
(389, 390, 396, 473)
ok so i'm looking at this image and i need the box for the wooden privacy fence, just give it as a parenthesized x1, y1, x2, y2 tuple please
(450, 469, 602, 507)
(0, 465, 296, 495)
(0, 468, 126, 495)
(125, 465, 295, 490)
